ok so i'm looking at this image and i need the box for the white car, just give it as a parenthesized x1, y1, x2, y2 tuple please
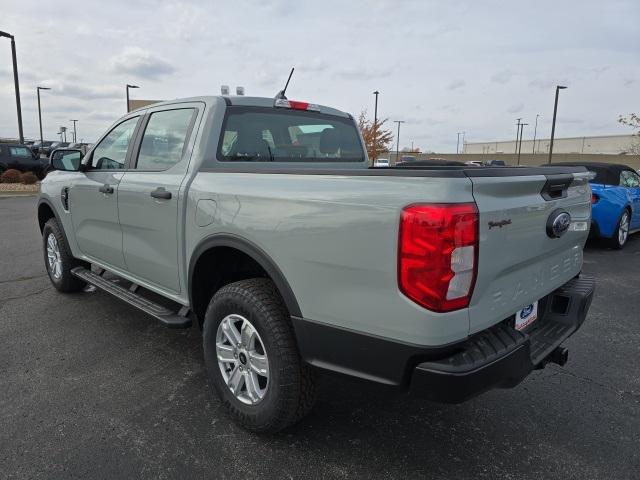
(374, 158, 390, 167)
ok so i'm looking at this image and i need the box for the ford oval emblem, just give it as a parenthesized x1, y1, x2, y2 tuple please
(520, 304, 534, 319)
(546, 209, 571, 238)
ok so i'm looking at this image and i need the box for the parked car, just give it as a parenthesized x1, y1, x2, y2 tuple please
(549, 162, 640, 248)
(485, 159, 507, 166)
(373, 158, 390, 167)
(464, 160, 483, 167)
(0, 143, 48, 177)
(43, 142, 69, 157)
(30, 140, 53, 156)
(38, 95, 595, 433)
(399, 155, 416, 162)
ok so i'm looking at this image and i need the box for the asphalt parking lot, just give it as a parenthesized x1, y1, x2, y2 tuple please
(1, 195, 639, 480)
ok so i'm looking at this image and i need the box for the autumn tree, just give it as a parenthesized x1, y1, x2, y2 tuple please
(618, 113, 640, 154)
(357, 110, 394, 161)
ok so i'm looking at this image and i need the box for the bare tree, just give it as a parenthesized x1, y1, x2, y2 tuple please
(618, 113, 640, 154)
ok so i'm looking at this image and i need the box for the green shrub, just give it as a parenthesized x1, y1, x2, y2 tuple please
(1, 169, 22, 183)
(20, 171, 39, 185)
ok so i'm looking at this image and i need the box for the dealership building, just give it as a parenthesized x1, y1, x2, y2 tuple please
(464, 134, 637, 155)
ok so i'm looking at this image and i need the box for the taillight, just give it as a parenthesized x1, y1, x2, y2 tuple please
(398, 203, 479, 312)
(591, 193, 599, 204)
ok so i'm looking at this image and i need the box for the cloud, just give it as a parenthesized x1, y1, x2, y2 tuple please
(507, 103, 524, 114)
(447, 79, 466, 90)
(528, 78, 570, 90)
(490, 70, 514, 84)
(334, 65, 393, 80)
(108, 47, 175, 80)
(37, 79, 121, 100)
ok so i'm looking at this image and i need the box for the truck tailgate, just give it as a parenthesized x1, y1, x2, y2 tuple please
(467, 170, 592, 334)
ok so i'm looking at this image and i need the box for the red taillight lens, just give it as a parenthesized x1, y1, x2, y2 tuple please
(398, 203, 479, 312)
(591, 193, 599, 204)
(288, 100, 309, 110)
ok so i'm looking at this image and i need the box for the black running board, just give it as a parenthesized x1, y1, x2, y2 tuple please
(71, 267, 192, 329)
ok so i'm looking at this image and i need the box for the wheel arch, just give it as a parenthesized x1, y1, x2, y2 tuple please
(188, 234, 302, 327)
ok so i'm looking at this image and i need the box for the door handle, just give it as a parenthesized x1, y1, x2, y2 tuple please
(98, 184, 114, 194)
(150, 187, 172, 200)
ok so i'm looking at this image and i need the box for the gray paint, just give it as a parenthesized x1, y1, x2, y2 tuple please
(39, 95, 592, 347)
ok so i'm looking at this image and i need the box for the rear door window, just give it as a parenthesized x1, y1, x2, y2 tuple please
(213, 107, 364, 164)
(10, 146, 33, 158)
(135, 108, 195, 171)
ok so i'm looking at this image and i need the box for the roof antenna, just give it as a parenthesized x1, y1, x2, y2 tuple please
(275, 67, 294, 100)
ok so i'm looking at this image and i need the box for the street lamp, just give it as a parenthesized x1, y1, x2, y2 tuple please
(532, 114, 540, 154)
(462, 131, 466, 154)
(394, 120, 405, 163)
(70, 119, 78, 143)
(456, 132, 461, 154)
(37, 86, 51, 145)
(126, 84, 139, 113)
(517, 123, 528, 165)
(0, 30, 24, 143)
(515, 118, 522, 158)
(372, 90, 379, 164)
(548, 85, 567, 164)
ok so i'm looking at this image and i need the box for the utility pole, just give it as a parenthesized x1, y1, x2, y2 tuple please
(37, 86, 51, 146)
(394, 120, 405, 163)
(456, 132, 461, 154)
(372, 90, 379, 164)
(0, 31, 24, 143)
(548, 85, 567, 164)
(517, 123, 528, 165)
(70, 119, 78, 143)
(532, 114, 540, 154)
(462, 131, 466, 154)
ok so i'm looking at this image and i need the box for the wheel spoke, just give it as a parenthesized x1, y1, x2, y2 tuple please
(240, 320, 255, 347)
(222, 318, 241, 345)
(244, 371, 261, 402)
(227, 365, 244, 394)
(47, 235, 55, 250)
(248, 351, 268, 376)
(216, 343, 235, 363)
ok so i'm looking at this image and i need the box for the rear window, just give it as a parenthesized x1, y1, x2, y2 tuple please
(213, 107, 364, 164)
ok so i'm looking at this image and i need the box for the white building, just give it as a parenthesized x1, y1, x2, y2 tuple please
(465, 134, 637, 155)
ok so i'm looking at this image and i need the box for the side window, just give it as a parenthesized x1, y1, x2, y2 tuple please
(620, 170, 640, 188)
(90, 116, 139, 170)
(10, 146, 33, 158)
(135, 109, 195, 171)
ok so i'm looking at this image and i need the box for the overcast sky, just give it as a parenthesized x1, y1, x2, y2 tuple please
(1, 0, 638, 151)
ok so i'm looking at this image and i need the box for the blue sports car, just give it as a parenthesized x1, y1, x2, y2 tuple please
(553, 162, 640, 248)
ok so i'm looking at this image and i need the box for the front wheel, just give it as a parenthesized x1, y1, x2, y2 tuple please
(203, 278, 316, 433)
(609, 210, 630, 249)
(42, 218, 87, 292)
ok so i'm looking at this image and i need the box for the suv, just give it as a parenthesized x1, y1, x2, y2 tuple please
(38, 95, 595, 433)
(0, 143, 48, 177)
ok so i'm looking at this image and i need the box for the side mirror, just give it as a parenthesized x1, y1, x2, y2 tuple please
(50, 149, 83, 172)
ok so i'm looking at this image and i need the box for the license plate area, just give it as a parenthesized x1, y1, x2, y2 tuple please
(515, 301, 539, 331)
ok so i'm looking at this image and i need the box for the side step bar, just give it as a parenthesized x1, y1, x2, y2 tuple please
(71, 267, 192, 329)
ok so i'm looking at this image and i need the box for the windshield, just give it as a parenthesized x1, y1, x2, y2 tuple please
(214, 106, 364, 164)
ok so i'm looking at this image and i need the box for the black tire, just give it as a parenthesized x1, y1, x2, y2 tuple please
(203, 278, 316, 433)
(608, 209, 630, 250)
(42, 218, 87, 292)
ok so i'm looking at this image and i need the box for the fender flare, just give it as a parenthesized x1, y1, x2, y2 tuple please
(188, 233, 302, 318)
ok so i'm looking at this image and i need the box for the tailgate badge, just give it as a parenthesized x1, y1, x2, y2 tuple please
(547, 209, 571, 238)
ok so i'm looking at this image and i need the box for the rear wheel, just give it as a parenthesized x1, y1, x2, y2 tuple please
(609, 209, 630, 249)
(203, 278, 316, 433)
(42, 218, 87, 292)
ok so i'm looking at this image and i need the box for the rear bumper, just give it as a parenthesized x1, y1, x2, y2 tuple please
(410, 275, 595, 403)
(293, 275, 594, 402)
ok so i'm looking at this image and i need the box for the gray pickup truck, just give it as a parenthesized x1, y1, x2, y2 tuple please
(38, 95, 595, 433)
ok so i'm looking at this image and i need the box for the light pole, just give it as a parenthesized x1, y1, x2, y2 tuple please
(126, 84, 139, 113)
(456, 132, 461, 154)
(517, 123, 528, 165)
(70, 119, 78, 143)
(37, 86, 51, 146)
(532, 114, 540, 154)
(372, 90, 379, 164)
(462, 131, 466, 154)
(548, 85, 567, 164)
(515, 118, 522, 153)
(0, 31, 24, 143)
(394, 120, 405, 163)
